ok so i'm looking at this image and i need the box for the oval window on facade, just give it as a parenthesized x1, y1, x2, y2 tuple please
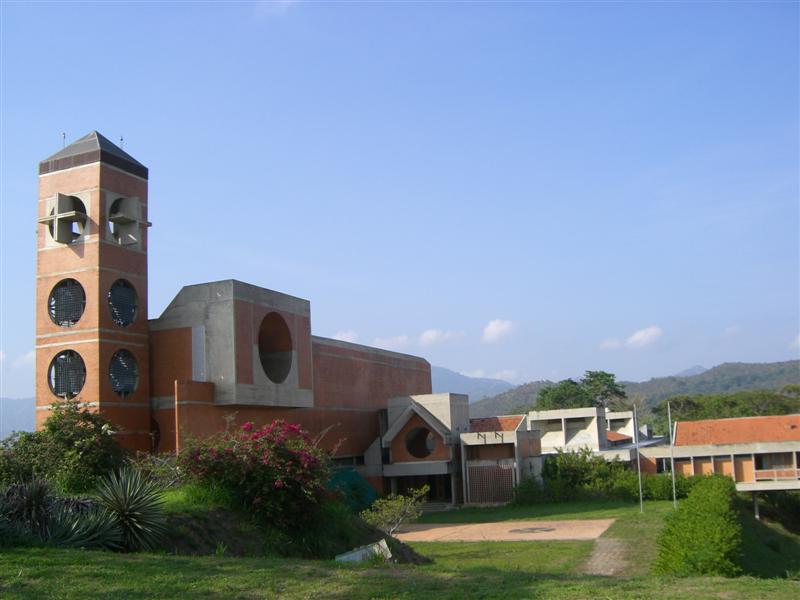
(109, 349, 139, 397)
(108, 279, 138, 327)
(48, 278, 86, 327)
(405, 427, 436, 459)
(48, 350, 86, 399)
(258, 312, 293, 384)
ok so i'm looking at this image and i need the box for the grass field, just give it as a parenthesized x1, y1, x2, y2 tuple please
(2, 498, 799, 599)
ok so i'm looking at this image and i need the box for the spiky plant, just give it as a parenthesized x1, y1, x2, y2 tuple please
(95, 468, 168, 552)
(0, 480, 55, 539)
(48, 504, 123, 550)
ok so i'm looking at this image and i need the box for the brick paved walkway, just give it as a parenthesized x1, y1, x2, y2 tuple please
(396, 519, 615, 542)
(582, 537, 628, 575)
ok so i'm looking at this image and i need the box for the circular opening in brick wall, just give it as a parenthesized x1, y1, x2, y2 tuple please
(48, 350, 86, 399)
(48, 278, 86, 327)
(258, 312, 292, 384)
(109, 349, 139, 397)
(405, 427, 436, 459)
(108, 279, 138, 327)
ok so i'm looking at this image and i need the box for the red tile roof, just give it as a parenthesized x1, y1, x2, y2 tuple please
(469, 415, 525, 433)
(675, 414, 800, 446)
(606, 431, 632, 443)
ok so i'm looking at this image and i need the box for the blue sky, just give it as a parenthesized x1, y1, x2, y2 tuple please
(1, 1, 798, 398)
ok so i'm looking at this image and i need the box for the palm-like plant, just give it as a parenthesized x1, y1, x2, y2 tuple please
(48, 505, 123, 550)
(95, 467, 168, 551)
(0, 480, 55, 539)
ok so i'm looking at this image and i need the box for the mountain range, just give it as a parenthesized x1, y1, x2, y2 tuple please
(469, 360, 800, 418)
(431, 366, 514, 402)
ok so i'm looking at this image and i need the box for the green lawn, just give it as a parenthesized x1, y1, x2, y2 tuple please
(2, 499, 799, 599)
(1, 545, 797, 599)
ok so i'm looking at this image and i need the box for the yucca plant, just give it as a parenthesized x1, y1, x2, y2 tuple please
(48, 504, 123, 550)
(0, 480, 55, 539)
(95, 468, 168, 552)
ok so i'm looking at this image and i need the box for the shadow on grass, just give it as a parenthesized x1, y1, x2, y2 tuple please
(739, 510, 800, 579)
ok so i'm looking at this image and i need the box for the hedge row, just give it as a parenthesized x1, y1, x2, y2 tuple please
(654, 475, 742, 577)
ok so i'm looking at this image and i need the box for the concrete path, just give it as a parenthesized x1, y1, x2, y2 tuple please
(395, 519, 615, 542)
(582, 537, 628, 576)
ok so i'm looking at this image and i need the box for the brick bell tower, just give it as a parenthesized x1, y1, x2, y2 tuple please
(36, 132, 152, 450)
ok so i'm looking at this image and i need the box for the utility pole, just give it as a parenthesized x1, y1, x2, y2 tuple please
(634, 404, 644, 513)
(668, 401, 677, 509)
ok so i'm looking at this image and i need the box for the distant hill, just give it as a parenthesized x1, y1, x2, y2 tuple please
(625, 360, 800, 405)
(431, 366, 514, 402)
(470, 360, 800, 417)
(0, 397, 35, 438)
(469, 380, 554, 417)
(673, 365, 707, 377)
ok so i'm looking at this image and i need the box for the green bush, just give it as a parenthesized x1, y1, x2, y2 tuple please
(654, 475, 742, 577)
(0, 401, 125, 493)
(512, 476, 547, 505)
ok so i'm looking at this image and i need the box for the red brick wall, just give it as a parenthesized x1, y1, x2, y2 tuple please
(390, 413, 450, 462)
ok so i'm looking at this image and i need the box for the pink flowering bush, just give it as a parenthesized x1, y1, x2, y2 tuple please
(178, 420, 330, 528)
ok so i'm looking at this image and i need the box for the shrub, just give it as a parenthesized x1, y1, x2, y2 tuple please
(360, 485, 429, 536)
(0, 480, 55, 539)
(654, 475, 742, 577)
(512, 476, 547, 505)
(329, 468, 378, 513)
(0, 401, 125, 493)
(178, 420, 330, 529)
(95, 468, 168, 552)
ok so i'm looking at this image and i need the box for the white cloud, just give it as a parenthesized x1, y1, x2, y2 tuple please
(332, 330, 359, 344)
(723, 325, 740, 337)
(600, 326, 663, 350)
(791, 334, 800, 350)
(418, 329, 460, 347)
(493, 369, 517, 381)
(372, 335, 411, 350)
(482, 319, 514, 344)
(626, 325, 663, 348)
(12, 350, 35, 368)
(0, 350, 6, 364)
(460, 369, 486, 378)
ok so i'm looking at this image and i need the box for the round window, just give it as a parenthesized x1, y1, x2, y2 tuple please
(258, 312, 292, 384)
(108, 279, 138, 327)
(48, 350, 86, 399)
(405, 427, 436, 459)
(48, 279, 86, 327)
(109, 349, 138, 397)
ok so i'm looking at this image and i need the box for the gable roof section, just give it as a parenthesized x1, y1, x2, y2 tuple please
(383, 400, 451, 446)
(675, 414, 800, 446)
(469, 415, 525, 433)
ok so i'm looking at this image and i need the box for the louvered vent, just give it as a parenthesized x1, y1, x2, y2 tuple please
(109, 349, 138, 397)
(48, 350, 86, 399)
(108, 279, 137, 327)
(48, 279, 86, 327)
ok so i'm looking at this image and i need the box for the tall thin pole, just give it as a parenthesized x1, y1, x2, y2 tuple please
(634, 404, 644, 513)
(668, 401, 677, 509)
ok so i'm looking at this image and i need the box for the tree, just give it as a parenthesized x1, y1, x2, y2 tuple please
(360, 485, 429, 536)
(536, 379, 592, 410)
(582, 370, 627, 408)
(533, 371, 625, 411)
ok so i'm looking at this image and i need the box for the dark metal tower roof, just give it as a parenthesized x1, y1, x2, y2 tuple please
(39, 131, 148, 179)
